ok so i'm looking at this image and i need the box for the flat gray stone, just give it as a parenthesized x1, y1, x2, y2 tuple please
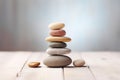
(49, 42, 67, 48)
(43, 55, 72, 67)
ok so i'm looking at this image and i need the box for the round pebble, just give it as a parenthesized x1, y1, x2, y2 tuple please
(46, 48, 71, 55)
(73, 59, 85, 67)
(50, 30, 66, 36)
(43, 55, 72, 67)
(48, 22, 65, 30)
(49, 42, 67, 48)
(45, 36, 71, 42)
(28, 62, 40, 68)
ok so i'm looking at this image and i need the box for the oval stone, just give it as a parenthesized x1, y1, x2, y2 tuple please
(48, 22, 65, 30)
(49, 42, 67, 48)
(43, 55, 72, 67)
(73, 59, 85, 67)
(46, 48, 71, 55)
(28, 62, 40, 68)
(50, 30, 66, 36)
(45, 36, 71, 42)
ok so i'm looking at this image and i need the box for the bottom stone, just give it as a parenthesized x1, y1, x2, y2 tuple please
(43, 55, 72, 67)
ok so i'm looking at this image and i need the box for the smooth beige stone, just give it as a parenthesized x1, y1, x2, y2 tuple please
(73, 59, 85, 67)
(46, 48, 71, 55)
(45, 36, 71, 42)
(28, 62, 40, 68)
(43, 55, 72, 67)
(48, 22, 65, 30)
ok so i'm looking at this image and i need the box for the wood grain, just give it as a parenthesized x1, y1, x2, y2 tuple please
(0, 52, 31, 80)
(82, 52, 120, 80)
(17, 52, 64, 80)
(64, 53, 95, 80)
(0, 52, 120, 80)
(64, 67, 95, 80)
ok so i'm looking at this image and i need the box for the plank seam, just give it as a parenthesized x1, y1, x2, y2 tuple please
(81, 53, 97, 80)
(62, 68, 65, 80)
(16, 52, 33, 77)
(88, 66, 97, 80)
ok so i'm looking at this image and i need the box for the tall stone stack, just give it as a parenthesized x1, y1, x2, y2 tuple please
(43, 22, 72, 67)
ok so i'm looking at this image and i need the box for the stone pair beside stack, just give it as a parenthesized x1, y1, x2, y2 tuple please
(43, 22, 72, 67)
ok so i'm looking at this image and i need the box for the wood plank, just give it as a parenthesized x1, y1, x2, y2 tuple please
(64, 67, 95, 80)
(64, 53, 95, 80)
(0, 52, 31, 80)
(82, 52, 120, 80)
(17, 52, 63, 80)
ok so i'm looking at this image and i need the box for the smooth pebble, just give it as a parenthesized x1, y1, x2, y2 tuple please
(50, 29, 66, 36)
(46, 36, 71, 42)
(46, 48, 71, 55)
(73, 59, 85, 67)
(43, 55, 72, 67)
(28, 62, 40, 68)
(49, 42, 67, 48)
(48, 22, 65, 30)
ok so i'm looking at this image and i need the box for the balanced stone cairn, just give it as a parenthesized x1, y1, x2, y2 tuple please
(43, 22, 72, 67)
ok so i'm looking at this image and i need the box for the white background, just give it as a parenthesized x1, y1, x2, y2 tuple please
(0, 0, 120, 51)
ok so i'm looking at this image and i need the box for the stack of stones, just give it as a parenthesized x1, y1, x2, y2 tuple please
(43, 22, 72, 67)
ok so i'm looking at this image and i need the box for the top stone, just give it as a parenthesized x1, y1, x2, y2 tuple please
(48, 22, 65, 30)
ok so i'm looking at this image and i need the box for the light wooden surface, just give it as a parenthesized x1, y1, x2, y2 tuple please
(0, 52, 120, 80)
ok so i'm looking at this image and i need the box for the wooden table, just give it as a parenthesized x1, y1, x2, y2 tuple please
(0, 52, 120, 80)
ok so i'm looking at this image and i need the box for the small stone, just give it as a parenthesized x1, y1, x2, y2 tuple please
(49, 42, 67, 48)
(73, 59, 85, 67)
(46, 48, 71, 55)
(28, 62, 40, 68)
(43, 55, 72, 67)
(48, 22, 65, 30)
(50, 30, 66, 36)
(45, 36, 71, 42)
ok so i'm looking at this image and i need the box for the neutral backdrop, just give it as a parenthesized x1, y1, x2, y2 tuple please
(0, 0, 120, 51)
